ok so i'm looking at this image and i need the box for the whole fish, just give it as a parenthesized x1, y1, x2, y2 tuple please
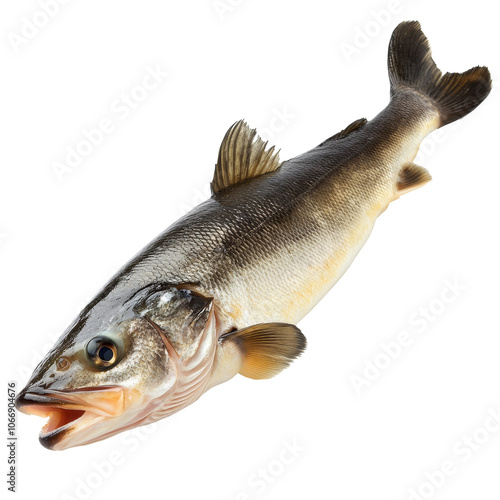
(16, 21, 491, 450)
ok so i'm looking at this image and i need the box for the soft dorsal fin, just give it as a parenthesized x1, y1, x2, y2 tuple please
(318, 117, 367, 146)
(211, 120, 281, 195)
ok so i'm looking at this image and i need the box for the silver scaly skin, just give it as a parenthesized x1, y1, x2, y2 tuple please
(16, 21, 491, 450)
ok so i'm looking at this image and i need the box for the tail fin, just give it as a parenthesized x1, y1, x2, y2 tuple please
(388, 21, 491, 127)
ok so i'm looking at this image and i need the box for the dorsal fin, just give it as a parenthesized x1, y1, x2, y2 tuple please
(211, 120, 281, 195)
(318, 117, 367, 146)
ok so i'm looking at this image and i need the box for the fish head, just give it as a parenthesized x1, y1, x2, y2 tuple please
(15, 284, 218, 450)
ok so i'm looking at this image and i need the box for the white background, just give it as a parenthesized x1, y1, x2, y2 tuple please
(1, 1, 499, 499)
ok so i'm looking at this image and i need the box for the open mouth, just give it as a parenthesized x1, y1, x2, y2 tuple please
(15, 386, 124, 450)
(42, 408, 87, 435)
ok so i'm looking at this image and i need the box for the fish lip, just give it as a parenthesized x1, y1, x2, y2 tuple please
(15, 386, 125, 451)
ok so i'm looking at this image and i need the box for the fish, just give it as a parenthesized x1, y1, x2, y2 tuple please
(16, 21, 491, 450)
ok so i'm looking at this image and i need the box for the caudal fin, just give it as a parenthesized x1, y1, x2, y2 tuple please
(388, 21, 491, 127)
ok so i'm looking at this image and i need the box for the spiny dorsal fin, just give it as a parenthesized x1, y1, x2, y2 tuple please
(211, 120, 281, 195)
(397, 162, 432, 195)
(318, 117, 367, 146)
(221, 322, 307, 379)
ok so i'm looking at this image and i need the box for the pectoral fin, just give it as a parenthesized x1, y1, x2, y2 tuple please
(221, 323, 307, 380)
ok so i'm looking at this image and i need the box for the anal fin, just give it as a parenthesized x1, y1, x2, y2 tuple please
(397, 162, 432, 196)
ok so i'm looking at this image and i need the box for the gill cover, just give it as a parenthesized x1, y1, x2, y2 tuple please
(134, 286, 219, 422)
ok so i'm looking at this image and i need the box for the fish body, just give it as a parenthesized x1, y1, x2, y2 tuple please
(16, 21, 491, 450)
(108, 92, 437, 328)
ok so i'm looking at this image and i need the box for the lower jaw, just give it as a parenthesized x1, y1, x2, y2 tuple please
(39, 411, 106, 450)
(40, 402, 154, 450)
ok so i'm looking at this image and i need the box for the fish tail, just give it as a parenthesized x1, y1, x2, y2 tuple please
(388, 21, 491, 127)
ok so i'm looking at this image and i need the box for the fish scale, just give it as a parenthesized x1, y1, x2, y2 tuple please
(16, 21, 491, 450)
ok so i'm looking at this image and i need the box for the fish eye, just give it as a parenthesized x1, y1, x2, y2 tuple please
(86, 337, 119, 369)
